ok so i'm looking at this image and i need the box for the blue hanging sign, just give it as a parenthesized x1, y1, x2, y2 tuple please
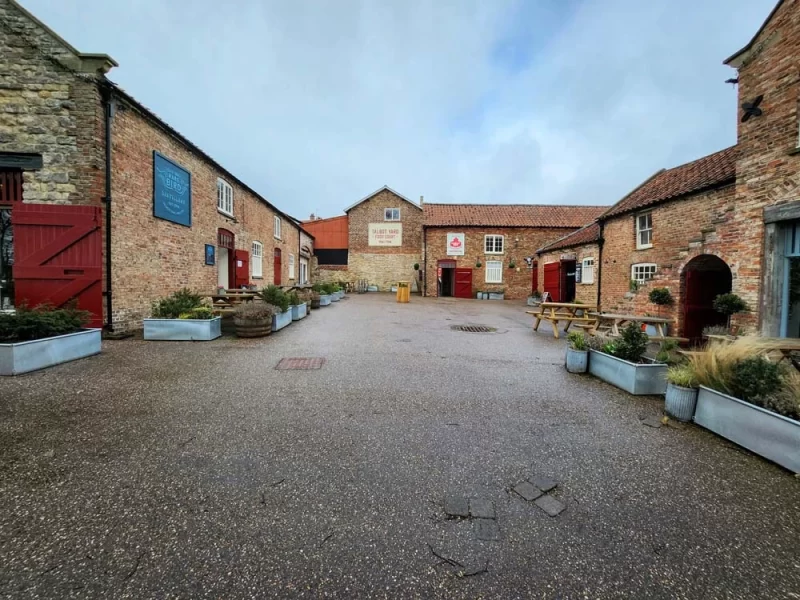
(153, 151, 191, 227)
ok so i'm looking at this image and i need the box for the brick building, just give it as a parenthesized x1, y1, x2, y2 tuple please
(302, 214, 349, 284)
(423, 204, 606, 300)
(0, 0, 310, 331)
(536, 222, 601, 305)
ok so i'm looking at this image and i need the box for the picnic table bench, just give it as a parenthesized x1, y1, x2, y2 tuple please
(209, 292, 257, 315)
(586, 312, 689, 343)
(526, 302, 598, 339)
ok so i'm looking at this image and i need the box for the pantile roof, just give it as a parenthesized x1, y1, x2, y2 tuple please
(424, 204, 607, 228)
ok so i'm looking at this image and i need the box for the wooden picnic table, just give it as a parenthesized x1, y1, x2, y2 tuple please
(209, 292, 257, 311)
(526, 302, 598, 339)
(588, 313, 674, 339)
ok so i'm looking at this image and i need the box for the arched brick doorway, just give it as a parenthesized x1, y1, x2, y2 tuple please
(681, 254, 731, 343)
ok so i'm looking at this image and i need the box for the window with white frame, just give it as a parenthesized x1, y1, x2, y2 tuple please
(216, 178, 233, 216)
(581, 257, 595, 284)
(384, 207, 400, 221)
(299, 258, 308, 284)
(631, 263, 657, 284)
(636, 212, 653, 249)
(485, 260, 503, 283)
(289, 254, 295, 279)
(274, 216, 281, 239)
(251, 241, 263, 278)
(484, 235, 504, 254)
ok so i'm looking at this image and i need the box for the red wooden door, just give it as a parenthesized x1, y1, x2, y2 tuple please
(234, 249, 249, 288)
(683, 270, 729, 342)
(543, 262, 562, 302)
(273, 248, 282, 285)
(531, 260, 539, 294)
(454, 268, 472, 298)
(13, 204, 103, 328)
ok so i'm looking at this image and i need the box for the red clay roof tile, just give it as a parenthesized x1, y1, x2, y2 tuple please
(537, 222, 601, 254)
(424, 204, 607, 228)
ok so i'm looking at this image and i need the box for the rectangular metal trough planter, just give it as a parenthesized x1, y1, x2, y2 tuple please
(319, 294, 332, 306)
(694, 386, 800, 473)
(0, 328, 102, 376)
(488, 293, 505, 300)
(272, 309, 292, 332)
(588, 350, 667, 395)
(291, 303, 307, 321)
(144, 317, 222, 341)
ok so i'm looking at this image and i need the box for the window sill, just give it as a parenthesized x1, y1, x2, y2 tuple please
(484, 252, 505, 256)
(252, 276, 263, 280)
(636, 244, 653, 251)
(217, 209, 235, 219)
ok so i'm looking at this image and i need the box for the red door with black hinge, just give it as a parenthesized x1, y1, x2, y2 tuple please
(454, 268, 472, 299)
(543, 262, 561, 302)
(273, 248, 282, 285)
(234, 249, 249, 288)
(13, 204, 103, 328)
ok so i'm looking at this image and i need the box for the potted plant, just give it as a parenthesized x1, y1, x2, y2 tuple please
(713, 293, 748, 334)
(315, 283, 332, 306)
(664, 364, 698, 422)
(234, 302, 276, 338)
(144, 289, 221, 341)
(488, 289, 505, 301)
(288, 291, 307, 321)
(0, 305, 101, 376)
(330, 283, 341, 302)
(690, 338, 800, 472)
(508, 259, 516, 269)
(565, 331, 589, 373)
(476, 259, 482, 268)
(588, 323, 667, 395)
(259, 285, 292, 331)
(310, 290, 321, 309)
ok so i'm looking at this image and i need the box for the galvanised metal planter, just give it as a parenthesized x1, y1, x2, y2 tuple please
(0, 329, 102, 376)
(565, 348, 588, 373)
(488, 293, 505, 300)
(337, 290, 345, 299)
(664, 383, 698, 422)
(144, 317, 222, 341)
(272, 309, 292, 332)
(319, 294, 332, 306)
(694, 386, 800, 473)
(331, 292, 340, 302)
(291, 303, 307, 321)
(588, 350, 667, 395)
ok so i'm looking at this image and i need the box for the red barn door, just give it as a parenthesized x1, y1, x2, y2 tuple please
(273, 248, 282, 285)
(234, 249, 249, 288)
(13, 204, 103, 328)
(454, 268, 472, 298)
(543, 262, 561, 302)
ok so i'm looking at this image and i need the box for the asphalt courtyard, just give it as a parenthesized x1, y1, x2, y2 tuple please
(1, 293, 799, 599)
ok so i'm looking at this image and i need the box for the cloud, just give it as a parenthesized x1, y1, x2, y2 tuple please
(21, 0, 775, 217)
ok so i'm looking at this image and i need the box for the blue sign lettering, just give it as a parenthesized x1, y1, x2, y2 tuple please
(153, 151, 191, 227)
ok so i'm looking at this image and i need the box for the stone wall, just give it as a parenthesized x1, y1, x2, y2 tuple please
(424, 226, 569, 299)
(346, 189, 422, 290)
(538, 243, 600, 306)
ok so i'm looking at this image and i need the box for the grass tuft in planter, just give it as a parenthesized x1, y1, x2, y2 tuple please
(665, 364, 698, 422)
(565, 331, 589, 373)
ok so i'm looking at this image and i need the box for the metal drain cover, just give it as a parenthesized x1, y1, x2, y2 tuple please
(451, 325, 496, 333)
(276, 357, 326, 370)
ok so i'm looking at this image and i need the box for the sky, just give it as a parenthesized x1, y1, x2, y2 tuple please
(20, 0, 775, 219)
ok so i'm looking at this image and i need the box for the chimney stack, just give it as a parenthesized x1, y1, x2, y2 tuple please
(419, 195, 424, 207)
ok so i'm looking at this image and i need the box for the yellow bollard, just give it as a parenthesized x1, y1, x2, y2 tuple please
(396, 281, 410, 303)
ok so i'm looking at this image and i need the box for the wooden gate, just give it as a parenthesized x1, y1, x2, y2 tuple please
(543, 262, 561, 302)
(274, 248, 282, 285)
(454, 268, 472, 299)
(13, 204, 103, 328)
(234, 249, 249, 288)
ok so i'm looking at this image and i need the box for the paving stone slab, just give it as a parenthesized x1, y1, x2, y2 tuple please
(444, 495, 469, 518)
(469, 498, 496, 519)
(474, 518, 500, 541)
(642, 416, 663, 429)
(534, 494, 566, 517)
(531, 475, 558, 493)
(512, 481, 543, 502)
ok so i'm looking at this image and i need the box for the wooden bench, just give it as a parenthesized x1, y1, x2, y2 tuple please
(527, 302, 598, 339)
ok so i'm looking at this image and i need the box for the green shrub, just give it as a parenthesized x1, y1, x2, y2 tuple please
(152, 288, 204, 319)
(648, 288, 673, 317)
(613, 323, 649, 363)
(655, 340, 682, 365)
(311, 283, 326, 293)
(713, 293, 748, 317)
(729, 357, 782, 404)
(234, 302, 277, 321)
(178, 306, 214, 320)
(567, 331, 588, 351)
(0, 305, 90, 342)
(666, 364, 696, 388)
(288, 291, 301, 306)
(259, 285, 290, 313)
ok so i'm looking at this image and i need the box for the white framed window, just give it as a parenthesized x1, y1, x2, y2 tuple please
(581, 257, 595, 284)
(299, 258, 308, 284)
(216, 178, 233, 216)
(274, 216, 281, 239)
(251, 241, 263, 278)
(636, 212, 653, 249)
(384, 207, 400, 221)
(485, 260, 503, 283)
(289, 254, 295, 279)
(484, 235, 504, 254)
(631, 263, 657, 284)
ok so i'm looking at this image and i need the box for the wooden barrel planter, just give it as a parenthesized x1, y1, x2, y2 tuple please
(234, 317, 272, 338)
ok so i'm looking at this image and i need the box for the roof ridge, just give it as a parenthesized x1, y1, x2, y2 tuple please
(424, 203, 608, 208)
(662, 145, 737, 172)
(536, 221, 600, 253)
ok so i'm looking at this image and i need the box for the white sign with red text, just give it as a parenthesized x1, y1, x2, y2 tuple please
(368, 223, 402, 246)
(446, 233, 465, 256)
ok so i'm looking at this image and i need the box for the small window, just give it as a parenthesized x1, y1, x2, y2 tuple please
(581, 257, 595, 285)
(631, 263, 657, 284)
(636, 212, 653, 249)
(216, 178, 233, 216)
(484, 235, 504, 254)
(299, 258, 308, 284)
(274, 216, 281, 239)
(384, 208, 400, 221)
(289, 254, 295, 279)
(251, 241, 263, 278)
(485, 260, 503, 283)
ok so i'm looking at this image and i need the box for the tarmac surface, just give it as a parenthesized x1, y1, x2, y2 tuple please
(1, 293, 799, 599)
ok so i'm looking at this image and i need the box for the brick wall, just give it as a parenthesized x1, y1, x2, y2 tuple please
(347, 189, 422, 290)
(538, 243, 599, 305)
(110, 101, 300, 330)
(424, 226, 569, 299)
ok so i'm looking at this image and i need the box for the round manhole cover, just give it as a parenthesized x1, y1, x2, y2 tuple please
(451, 325, 497, 333)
